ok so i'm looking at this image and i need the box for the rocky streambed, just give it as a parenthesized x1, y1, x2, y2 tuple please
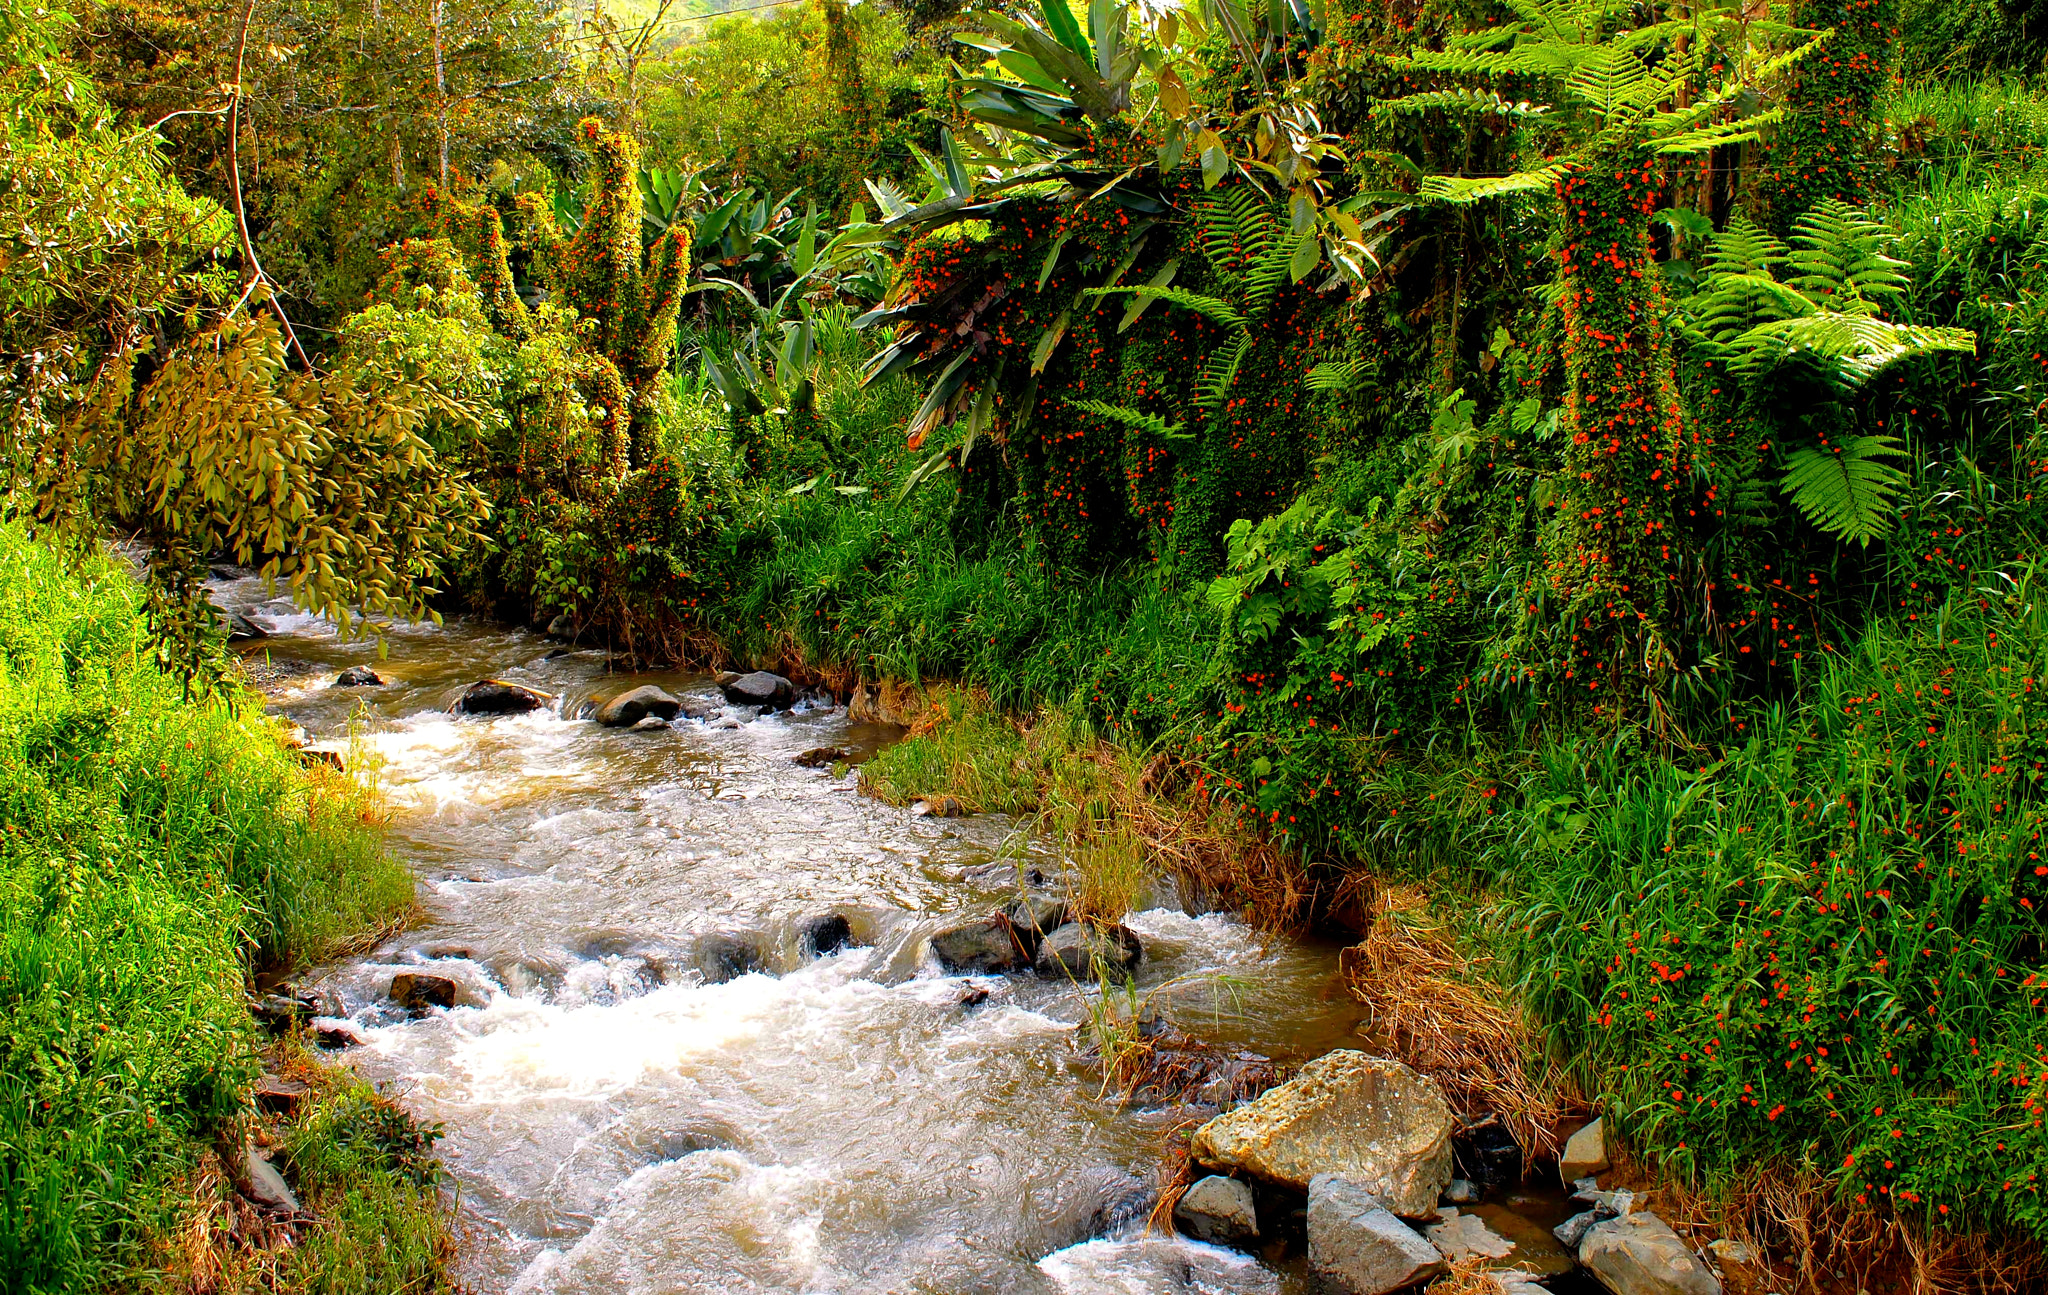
(221, 577, 1749, 1295)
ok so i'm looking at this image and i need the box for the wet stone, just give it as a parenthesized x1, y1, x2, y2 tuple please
(929, 916, 1028, 974)
(1034, 922, 1143, 981)
(1580, 1211, 1723, 1295)
(452, 679, 550, 715)
(596, 685, 682, 727)
(1425, 1207, 1516, 1262)
(251, 992, 317, 1035)
(333, 665, 384, 687)
(1175, 1175, 1258, 1247)
(390, 972, 457, 1015)
(313, 1020, 364, 1050)
(1453, 1114, 1523, 1188)
(1444, 1178, 1481, 1205)
(718, 670, 794, 709)
(799, 913, 854, 958)
(1005, 895, 1071, 941)
(793, 746, 849, 768)
(694, 932, 767, 984)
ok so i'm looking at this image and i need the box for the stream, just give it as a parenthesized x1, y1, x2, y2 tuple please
(220, 577, 1376, 1294)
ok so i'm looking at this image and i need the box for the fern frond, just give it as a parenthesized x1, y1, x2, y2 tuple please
(1371, 88, 1551, 120)
(1786, 198, 1910, 314)
(1701, 216, 1791, 281)
(1193, 187, 1275, 285)
(1244, 232, 1305, 322)
(1731, 313, 1977, 387)
(1083, 285, 1245, 330)
(1416, 163, 1571, 204)
(1066, 398, 1190, 440)
(1655, 112, 1777, 156)
(1306, 359, 1370, 391)
(1562, 45, 1656, 121)
(1779, 434, 1910, 545)
(1194, 334, 1251, 413)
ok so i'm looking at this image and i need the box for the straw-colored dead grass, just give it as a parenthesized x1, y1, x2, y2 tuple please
(1648, 1158, 2048, 1295)
(1338, 883, 1579, 1166)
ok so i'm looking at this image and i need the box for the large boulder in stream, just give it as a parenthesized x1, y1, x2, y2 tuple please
(1175, 1175, 1259, 1247)
(333, 665, 384, 687)
(596, 685, 682, 727)
(1189, 1050, 1453, 1217)
(452, 679, 551, 715)
(390, 972, 457, 1015)
(693, 932, 767, 984)
(1034, 922, 1143, 981)
(717, 670, 794, 709)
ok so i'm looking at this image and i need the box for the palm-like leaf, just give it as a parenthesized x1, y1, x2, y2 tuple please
(1066, 398, 1190, 440)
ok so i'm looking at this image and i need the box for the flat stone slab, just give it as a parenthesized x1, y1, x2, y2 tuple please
(1308, 1173, 1447, 1294)
(1581, 1211, 1723, 1295)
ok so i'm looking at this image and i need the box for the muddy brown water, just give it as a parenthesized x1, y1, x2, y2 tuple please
(222, 578, 1591, 1294)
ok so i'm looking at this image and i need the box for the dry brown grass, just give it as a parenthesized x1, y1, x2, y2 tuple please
(1424, 1255, 1509, 1295)
(1338, 883, 1580, 1166)
(1645, 1159, 2048, 1295)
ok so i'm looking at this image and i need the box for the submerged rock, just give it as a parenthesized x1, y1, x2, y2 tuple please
(929, 916, 1029, 974)
(452, 679, 550, 715)
(1444, 1178, 1481, 1205)
(1005, 895, 1071, 941)
(390, 972, 457, 1014)
(313, 1020, 364, 1050)
(718, 670, 794, 709)
(1189, 1050, 1454, 1217)
(595, 685, 682, 727)
(1560, 1115, 1611, 1181)
(799, 913, 854, 957)
(694, 932, 767, 984)
(225, 611, 268, 642)
(1426, 1208, 1516, 1262)
(793, 746, 849, 768)
(1306, 1173, 1447, 1294)
(1034, 922, 1143, 981)
(333, 665, 385, 687)
(1174, 1175, 1258, 1247)
(1579, 1211, 1723, 1295)
(1454, 1114, 1523, 1188)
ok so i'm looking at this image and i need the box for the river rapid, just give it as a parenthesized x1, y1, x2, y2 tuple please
(223, 579, 1372, 1295)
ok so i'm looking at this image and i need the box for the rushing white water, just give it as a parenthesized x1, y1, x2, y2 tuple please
(223, 578, 1363, 1293)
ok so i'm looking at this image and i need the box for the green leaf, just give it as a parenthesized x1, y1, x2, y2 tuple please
(1118, 259, 1181, 333)
(1779, 434, 1910, 546)
(1288, 233, 1321, 283)
(1040, 0, 1091, 61)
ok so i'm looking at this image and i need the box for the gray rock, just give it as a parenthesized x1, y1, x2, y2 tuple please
(1174, 1174, 1258, 1247)
(929, 916, 1028, 974)
(1307, 1173, 1448, 1294)
(1555, 1210, 1601, 1251)
(1560, 1116, 1611, 1181)
(1034, 921, 1143, 980)
(1189, 1050, 1454, 1217)
(799, 913, 854, 957)
(1005, 895, 1072, 940)
(1426, 1207, 1516, 1261)
(225, 611, 268, 642)
(1444, 1178, 1481, 1204)
(1579, 1211, 1722, 1295)
(333, 665, 384, 687)
(241, 1140, 300, 1215)
(452, 679, 550, 715)
(595, 685, 682, 727)
(718, 670, 794, 709)
(695, 932, 766, 984)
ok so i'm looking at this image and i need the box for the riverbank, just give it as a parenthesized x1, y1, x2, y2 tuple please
(0, 529, 456, 1293)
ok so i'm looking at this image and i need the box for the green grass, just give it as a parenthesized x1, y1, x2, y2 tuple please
(0, 526, 440, 1294)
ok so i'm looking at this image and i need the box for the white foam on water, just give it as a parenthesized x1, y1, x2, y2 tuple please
(1039, 1235, 1282, 1294)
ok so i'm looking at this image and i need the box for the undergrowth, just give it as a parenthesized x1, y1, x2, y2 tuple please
(0, 527, 446, 1293)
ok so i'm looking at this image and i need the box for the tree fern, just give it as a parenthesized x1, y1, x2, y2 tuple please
(1243, 231, 1306, 321)
(1193, 187, 1275, 284)
(1785, 199, 1911, 314)
(1306, 359, 1370, 391)
(1066, 398, 1190, 440)
(1779, 434, 1910, 546)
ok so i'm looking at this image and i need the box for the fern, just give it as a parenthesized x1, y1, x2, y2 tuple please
(1786, 199, 1911, 314)
(1194, 334, 1251, 414)
(1416, 164, 1571, 205)
(1306, 359, 1370, 391)
(1066, 398, 1190, 440)
(1779, 434, 1910, 545)
(1731, 314, 1976, 386)
(1371, 88, 1549, 119)
(1084, 285, 1245, 331)
(1193, 188, 1274, 285)
(1243, 232, 1306, 320)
